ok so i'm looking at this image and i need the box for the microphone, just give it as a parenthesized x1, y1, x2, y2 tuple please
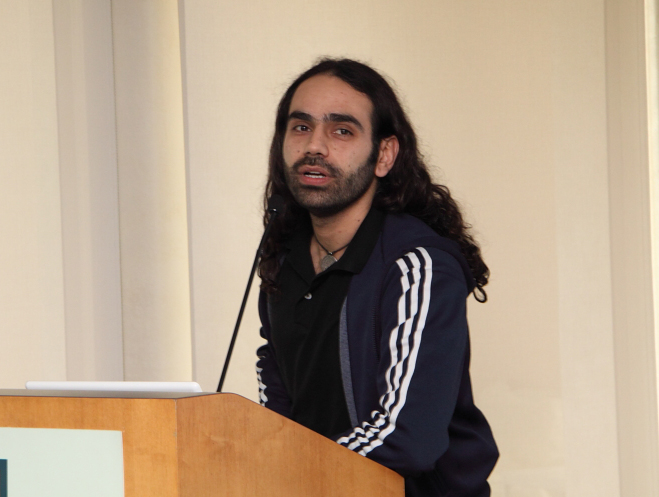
(217, 194, 284, 392)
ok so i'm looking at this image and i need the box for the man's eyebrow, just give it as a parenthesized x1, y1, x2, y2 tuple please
(288, 111, 313, 122)
(287, 111, 364, 132)
(326, 113, 364, 132)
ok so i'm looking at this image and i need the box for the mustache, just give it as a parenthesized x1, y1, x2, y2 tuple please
(291, 156, 341, 177)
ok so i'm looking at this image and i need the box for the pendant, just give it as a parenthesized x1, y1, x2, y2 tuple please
(320, 254, 338, 272)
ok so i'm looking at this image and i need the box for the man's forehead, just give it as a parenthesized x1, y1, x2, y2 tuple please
(288, 75, 373, 128)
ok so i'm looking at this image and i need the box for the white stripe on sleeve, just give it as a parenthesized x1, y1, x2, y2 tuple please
(337, 248, 433, 455)
(256, 366, 268, 405)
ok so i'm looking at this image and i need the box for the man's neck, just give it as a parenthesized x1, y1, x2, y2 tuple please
(309, 182, 376, 273)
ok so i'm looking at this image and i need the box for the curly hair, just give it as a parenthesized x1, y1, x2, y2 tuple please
(259, 58, 488, 302)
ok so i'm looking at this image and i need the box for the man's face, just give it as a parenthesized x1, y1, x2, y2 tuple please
(282, 74, 378, 217)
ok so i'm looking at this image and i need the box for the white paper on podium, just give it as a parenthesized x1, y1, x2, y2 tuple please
(0, 427, 123, 497)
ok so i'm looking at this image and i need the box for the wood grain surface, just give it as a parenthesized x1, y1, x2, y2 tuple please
(176, 394, 403, 497)
(0, 392, 403, 496)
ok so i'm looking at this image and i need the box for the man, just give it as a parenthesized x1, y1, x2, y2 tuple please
(256, 58, 498, 497)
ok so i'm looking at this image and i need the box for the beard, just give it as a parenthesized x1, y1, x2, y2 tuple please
(284, 146, 379, 217)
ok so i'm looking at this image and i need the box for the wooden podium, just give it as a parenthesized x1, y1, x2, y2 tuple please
(0, 390, 403, 496)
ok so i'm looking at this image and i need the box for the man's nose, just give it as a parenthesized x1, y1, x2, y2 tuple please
(304, 127, 329, 156)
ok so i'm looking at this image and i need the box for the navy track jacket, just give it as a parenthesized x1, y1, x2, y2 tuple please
(257, 213, 498, 496)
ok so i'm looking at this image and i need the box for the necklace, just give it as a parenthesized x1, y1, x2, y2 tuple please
(314, 234, 350, 271)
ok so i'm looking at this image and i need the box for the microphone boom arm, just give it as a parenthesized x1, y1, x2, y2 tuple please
(217, 197, 282, 392)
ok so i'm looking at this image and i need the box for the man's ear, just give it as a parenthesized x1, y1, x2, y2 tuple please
(374, 136, 399, 178)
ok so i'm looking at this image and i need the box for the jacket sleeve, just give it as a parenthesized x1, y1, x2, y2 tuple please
(336, 247, 469, 476)
(255, 290, 293, 418)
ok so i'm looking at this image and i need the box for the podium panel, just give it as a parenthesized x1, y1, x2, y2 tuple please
(0, 427, 123, 497)
(0, 391, 403, 497)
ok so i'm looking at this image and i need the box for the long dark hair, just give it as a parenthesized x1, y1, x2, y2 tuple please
(259, 58, 489, 301)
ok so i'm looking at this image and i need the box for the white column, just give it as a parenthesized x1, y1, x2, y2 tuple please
(53, 0, 124, 381)
(551, 1, 620, 495)
(646, 0, 659, 444)
(111, 0, 193, 381)
(606, 0, 659, 494)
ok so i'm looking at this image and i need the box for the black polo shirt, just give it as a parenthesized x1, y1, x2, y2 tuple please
(268, 208, 385, 439)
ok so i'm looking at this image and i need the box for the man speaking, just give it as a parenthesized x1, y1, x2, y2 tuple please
(255, 58, 498, 497)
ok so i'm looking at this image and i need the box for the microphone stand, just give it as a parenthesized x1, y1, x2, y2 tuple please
(216, 196, 283, 392)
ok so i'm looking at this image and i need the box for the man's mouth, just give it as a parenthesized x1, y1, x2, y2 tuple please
(294, 166, 333, 187)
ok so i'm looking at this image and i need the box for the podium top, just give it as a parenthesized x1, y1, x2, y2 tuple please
(0, 389, 216, 399)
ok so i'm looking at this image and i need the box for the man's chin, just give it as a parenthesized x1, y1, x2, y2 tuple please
(295, 199, 344, 217)
(305, 204, 348, 218)
(295, 195, 362, 218)
(289, 190, 342, 217)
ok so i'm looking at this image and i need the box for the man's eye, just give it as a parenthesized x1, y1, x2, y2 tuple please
(335, 128, 352, 136)
(292, 124, 310, 132)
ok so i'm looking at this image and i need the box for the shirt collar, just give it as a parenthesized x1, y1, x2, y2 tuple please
(331, 207, 384, 274)
(284, 207, 385, 282)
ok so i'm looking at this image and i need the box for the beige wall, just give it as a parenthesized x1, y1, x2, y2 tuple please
(0, 0, 657, 495)
(0, 1, 67, 385)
